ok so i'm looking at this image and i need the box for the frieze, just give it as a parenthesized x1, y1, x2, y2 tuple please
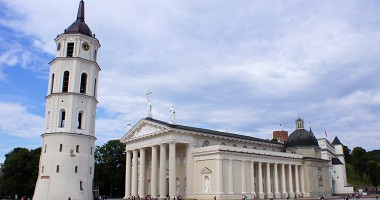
(193, 150, 302, 165)
(125, 132, 195, 150)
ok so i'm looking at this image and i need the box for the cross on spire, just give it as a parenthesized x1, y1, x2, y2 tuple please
(146, 89, 152, 118)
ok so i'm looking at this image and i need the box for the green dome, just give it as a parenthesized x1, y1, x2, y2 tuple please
(285, 129, 319, 147)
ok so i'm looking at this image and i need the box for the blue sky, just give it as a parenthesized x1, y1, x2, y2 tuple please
(1, 0, 380, 163)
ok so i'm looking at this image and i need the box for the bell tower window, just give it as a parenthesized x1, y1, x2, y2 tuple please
(93, 78, 97, 97)
(77, 111, 84, 129)
(80, 73, 87, 93)
(50, 73, 55, 94)
(67, 42, 74, 57)
(62, 71, 70, 93)
(59, 109, 66, 128)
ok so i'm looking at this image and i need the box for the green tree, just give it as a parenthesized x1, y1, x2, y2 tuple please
(351, 147, 368, 178)
(0, 147, 41, 197)
(366, 160, 380, 191)
(94, 140, 126, 198)
(343, 145, 352, 164)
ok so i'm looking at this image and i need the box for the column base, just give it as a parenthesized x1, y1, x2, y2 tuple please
(258, 192, 265, 199)
(250, 192, 257, 198)
(229, 192, 234, 195)
(288, 192, 295, 198)
(274, 192, 281, 198)
(296, 192, 302, 198)
(282, 192, 288, 199)
(302, 192, 310, 198)
(123, 196, 129, 200)
(266, 192, 273, 199)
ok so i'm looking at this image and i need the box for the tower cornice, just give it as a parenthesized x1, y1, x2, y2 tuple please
(55, 33, 100, 45)
(42, 132, 97, 140)
(45, 92, 99, 103)
(49, 57, 101, 71)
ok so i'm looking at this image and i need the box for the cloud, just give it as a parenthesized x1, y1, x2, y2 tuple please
(1, 0, 380, 151)
(0, 102, 44, 138)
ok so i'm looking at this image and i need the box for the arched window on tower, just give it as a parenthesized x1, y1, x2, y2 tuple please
(62, 71, 70, 92)
(59, 109, 66, 128)
(46, 111, 50, 130)
(94, 50, 97, 61)
(50, 73, 55, 94)
(93, 78, 97, 97)
(80, 181, 83, 191)
(91, 114, 95, 133)
(77, 111, 84, 129)
(80, 73, 87, 93)
(56, 165, 60, 173)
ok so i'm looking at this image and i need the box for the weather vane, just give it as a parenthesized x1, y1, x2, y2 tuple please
(146, 89, 152, 118)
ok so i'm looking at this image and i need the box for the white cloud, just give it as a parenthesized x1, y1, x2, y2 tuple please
(0, 102, 44, 138)
(1, 0, 380, 151)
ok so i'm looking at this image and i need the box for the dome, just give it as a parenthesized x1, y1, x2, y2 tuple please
(285, 129, 319, 147)
(285, 117, 319, 147)
(64, 1, 93, 37)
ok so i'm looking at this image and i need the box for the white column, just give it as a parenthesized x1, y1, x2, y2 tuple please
(229, 159, 234, 194)
(266, 162, 272, 198)
(281, 164, 287, 198)
(132, 150, 138, 196)
(186, 144, 194, 198)
(258, 162, 264, 199)
(139, 148, 146, 197)
(159, 144, 167, 199)
(242, 161, 246, 194)
(295, 165, 300, 196)
(299, 165, 305, 196)
(288, 164, 294, 197)
(124, 150, 132, 199)
(169, 143, 176, 199)
(273, 163, 280, 198)
(216, 158, 224, 194)
(250, 161, 256, 197)
(151, 146, 158, 197)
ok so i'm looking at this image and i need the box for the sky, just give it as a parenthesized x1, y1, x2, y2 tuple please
(1, 0, 380, 163)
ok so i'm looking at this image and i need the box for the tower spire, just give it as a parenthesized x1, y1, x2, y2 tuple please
(77, 0, 85, 21)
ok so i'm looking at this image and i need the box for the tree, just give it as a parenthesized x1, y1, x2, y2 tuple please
(351, 147, 368, 178)
(0, 147, 41, 198)
(94, 140, 126, 198)
(366, 160, 380, 191)
(343, 145, 352, 164)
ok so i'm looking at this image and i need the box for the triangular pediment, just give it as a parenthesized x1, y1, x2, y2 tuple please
(121, 118, 169, 141)
(201, 167, 212, 174)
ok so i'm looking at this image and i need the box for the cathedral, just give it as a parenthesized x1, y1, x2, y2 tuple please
(121, 117, 353, 200)
(32, 1, 353, 200)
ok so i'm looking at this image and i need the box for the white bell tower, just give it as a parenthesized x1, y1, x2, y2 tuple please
(33, 1, 100, 199)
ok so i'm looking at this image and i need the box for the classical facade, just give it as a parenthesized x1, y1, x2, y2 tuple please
(121, 117, 351, 200)
(33, 1, 100, 199)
